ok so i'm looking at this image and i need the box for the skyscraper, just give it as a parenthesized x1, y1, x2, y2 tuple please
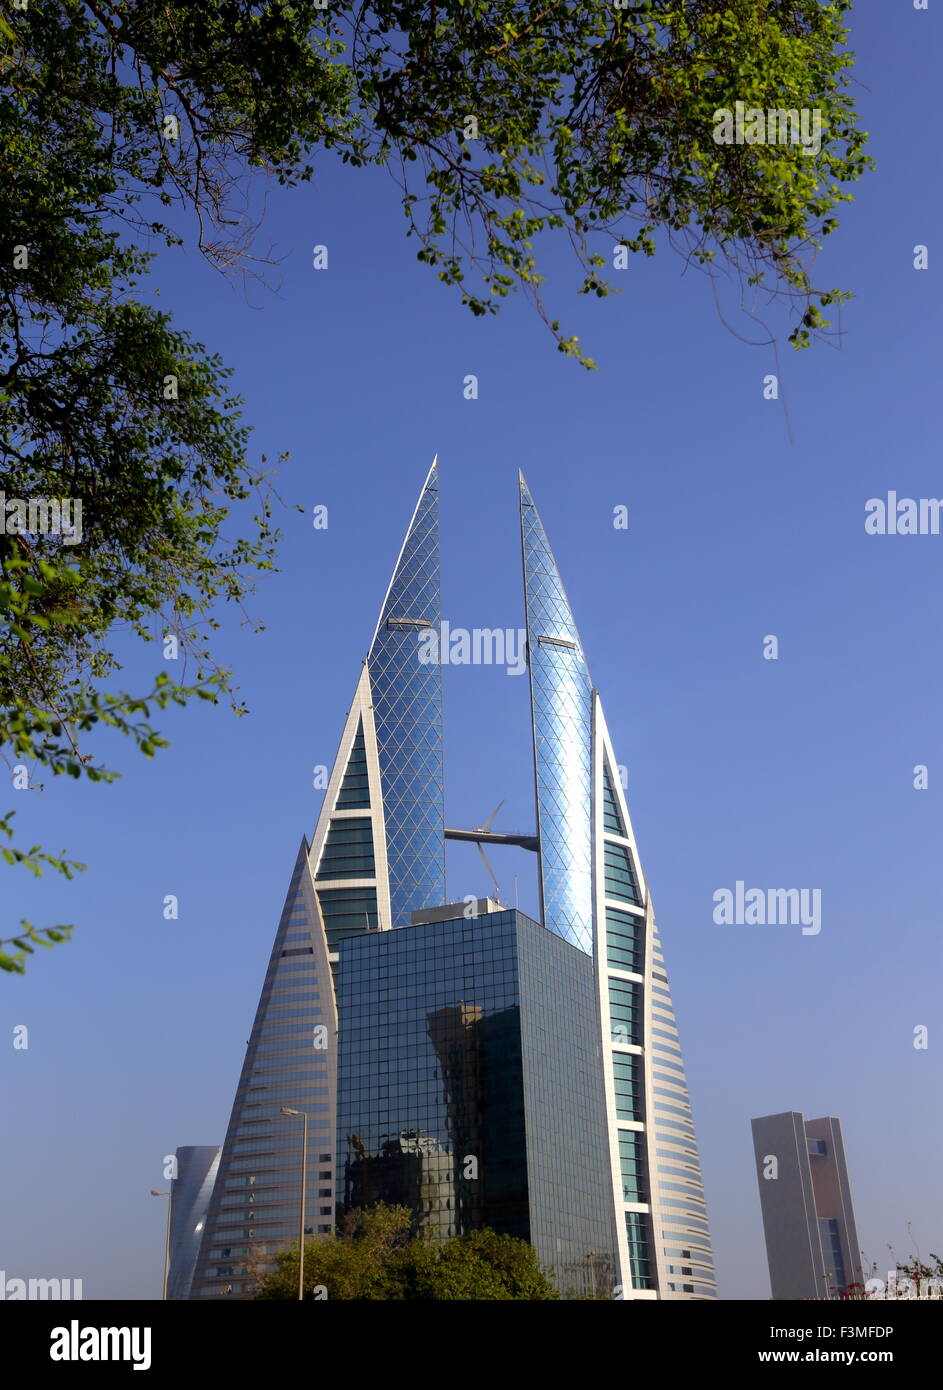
(167, 1146, 221, 1301)
(519, 474, 714, 1298)
(191, 461, 715, 1299)
(335, 904, 617, 1298)
(191, 463, 444, 1299)
(752, 1111, 863, 1300)
(189, 835, 339, 1297)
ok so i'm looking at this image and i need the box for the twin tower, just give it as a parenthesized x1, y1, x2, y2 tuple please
(190, 462, 716, 1299)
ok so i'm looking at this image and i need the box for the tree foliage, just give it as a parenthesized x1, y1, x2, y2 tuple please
(348, 0, 872, 361)
(889, 1251, 943, 1300)
(253, 1204, 559, 1300)
(0, 1, 871, 969)
(5, 1, 872, 357)
(1, 3, 296, 968)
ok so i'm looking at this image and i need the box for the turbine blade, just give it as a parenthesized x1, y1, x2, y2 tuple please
(476, 842, 501, 901)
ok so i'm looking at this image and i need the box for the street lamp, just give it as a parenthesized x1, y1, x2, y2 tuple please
(279, 1108, 309, 1301)
(149, 1189, 172, 1300)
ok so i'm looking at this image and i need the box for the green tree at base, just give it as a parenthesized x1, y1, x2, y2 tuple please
(253, 1204, 559, 1300)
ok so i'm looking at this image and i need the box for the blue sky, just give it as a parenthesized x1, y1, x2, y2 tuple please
(2, 6, 940, 1300)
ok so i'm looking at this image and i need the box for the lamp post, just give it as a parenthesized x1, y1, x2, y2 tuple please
(280, 1108, 309, 1301)
(149, 1189, 172, 1300)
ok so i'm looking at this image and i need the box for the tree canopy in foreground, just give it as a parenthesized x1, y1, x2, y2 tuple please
(0, 1, 870, 970)
(253, 1203, 560, 1299)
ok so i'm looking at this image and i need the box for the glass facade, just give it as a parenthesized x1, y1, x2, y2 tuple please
(167, 1146, 221, 1301)
(609, 977, 643, 1047)
(367, 460, 445, 928)
(603, 841, 643, 907)
(602, 762, 626, 836)
(315, 817, 375, 880)
(317, 886, 379, 944)
(819, 1216, 847, 1291)
(625, 1212, 656, 1291)
(612, 1054, 643, 1122)
(336, 908, 615, 1296)
(335, 722, 370, 808)
(618, 1131, 649, 1203)
(606, 906, 645, 974)
(190, 841, 336, 1298)
(520, 475, 594, 954)
(191, 466, 716, 1301)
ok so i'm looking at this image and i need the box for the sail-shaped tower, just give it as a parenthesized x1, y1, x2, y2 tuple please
(191, 463, 443, 1298)
(191, 462, 714, 1299)
(520, 473, 716, 1299)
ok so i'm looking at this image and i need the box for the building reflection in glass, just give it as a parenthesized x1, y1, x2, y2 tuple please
(336, 908, 614, 1296)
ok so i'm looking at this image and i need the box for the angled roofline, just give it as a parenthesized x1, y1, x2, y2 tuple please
(518, 469, 589, 662)
(368, 455, 439, 650)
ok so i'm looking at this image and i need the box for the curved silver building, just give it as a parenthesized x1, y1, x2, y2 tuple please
(190, 462, 715, 1300)
(167, 1146, 220, 1301)
(520, 473, 715, 1298)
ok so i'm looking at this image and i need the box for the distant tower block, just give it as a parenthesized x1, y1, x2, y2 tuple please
(752, 1112, 863, 1299)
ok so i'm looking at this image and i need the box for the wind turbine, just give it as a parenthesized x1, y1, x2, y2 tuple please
(443, 801, 539, 907)
(474, 801, 504, 904)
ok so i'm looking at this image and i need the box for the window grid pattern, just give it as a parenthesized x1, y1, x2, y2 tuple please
(520, 476, 593, 953)
(315, 817, 375, 881)
(819, 1217, 847, 1291)
(336, 909, 615, 1297)
(609, 977, 642, 1046)
(625, 1211, 655, 1290)
(594, 720, 715, 1296)
(603, 842, 642, 907)
(336, 723, 370, 808)
(618, 1130, 649, 1203)
(648, 922, 715, 1292)
(316, 887, 378, 949)
(367, 462, 445, 928)
(606, 907, 644, 974)
(190, 843, 335, 1299)
(612, 1054, 643, 1122)
(602, 761, 626, 836)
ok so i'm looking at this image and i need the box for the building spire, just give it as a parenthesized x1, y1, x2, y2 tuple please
(370, 457, 439, 650)
(519, 473, 594, 952)
(518, 472, 588, 656)
(367, 459, 445, 927)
